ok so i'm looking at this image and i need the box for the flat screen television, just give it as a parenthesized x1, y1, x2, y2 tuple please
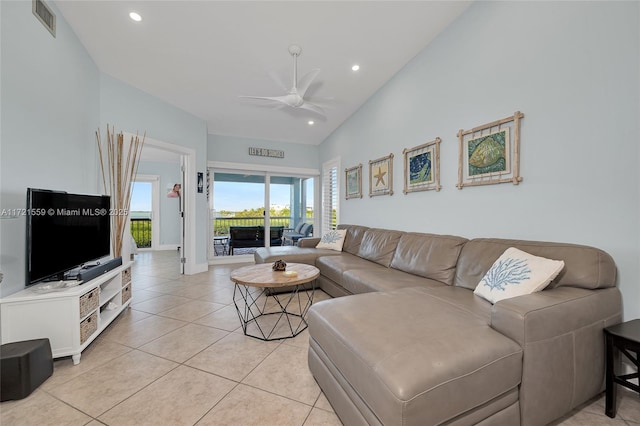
(26, 188, 111, 286)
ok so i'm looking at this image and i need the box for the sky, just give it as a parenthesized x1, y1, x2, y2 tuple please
(130, 181, 307, 212)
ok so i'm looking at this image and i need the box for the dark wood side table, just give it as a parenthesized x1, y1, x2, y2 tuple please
(604, 319, 640, 418)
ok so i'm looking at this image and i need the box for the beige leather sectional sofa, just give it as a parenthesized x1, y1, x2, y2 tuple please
(254, 225, 622, 425)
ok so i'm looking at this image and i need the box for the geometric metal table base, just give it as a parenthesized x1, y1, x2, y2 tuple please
(233, 282, 315, 341)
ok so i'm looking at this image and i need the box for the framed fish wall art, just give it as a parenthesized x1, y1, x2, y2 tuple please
(403, 137, 441, 194)
(456, 111, 524, 189)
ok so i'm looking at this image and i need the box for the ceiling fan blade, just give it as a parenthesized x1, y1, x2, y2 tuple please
(305, 96, 335, 109)
(299, 101, 325, 116)
(267, 70, 289, 93)
(239, 95, 290, 104)
(296, 69, 320, 98)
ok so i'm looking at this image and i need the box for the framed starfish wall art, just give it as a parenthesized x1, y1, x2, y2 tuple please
(369, 153, 393, 197)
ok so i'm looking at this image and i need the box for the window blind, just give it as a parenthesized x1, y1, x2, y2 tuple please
(321, 159, 339, 233)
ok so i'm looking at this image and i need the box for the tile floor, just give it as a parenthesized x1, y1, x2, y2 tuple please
(1, 251, 639, 425)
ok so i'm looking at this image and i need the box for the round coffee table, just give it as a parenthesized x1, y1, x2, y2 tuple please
(230, 263, 319, 341)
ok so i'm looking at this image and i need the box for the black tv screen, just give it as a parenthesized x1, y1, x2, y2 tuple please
(26, 188, 111, 285)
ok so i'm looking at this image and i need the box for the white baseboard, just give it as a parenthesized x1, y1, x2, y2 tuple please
(184, 262, 208, 275)
(209, 255, 255, 265)
(157, 244, 180, 251)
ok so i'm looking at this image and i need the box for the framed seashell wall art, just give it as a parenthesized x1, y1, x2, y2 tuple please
(456, 111, 524, 189)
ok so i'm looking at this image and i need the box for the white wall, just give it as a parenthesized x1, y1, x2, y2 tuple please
(0, 1, 100, 297)
(208, 133, 319, 169)
(320, 1, 640, 320)
(99, 74, 209, 268)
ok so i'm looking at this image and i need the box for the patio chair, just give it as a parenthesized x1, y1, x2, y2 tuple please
(282, 223, 313, 246)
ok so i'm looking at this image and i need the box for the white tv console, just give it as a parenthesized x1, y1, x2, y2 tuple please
(0, 263, 132, 365)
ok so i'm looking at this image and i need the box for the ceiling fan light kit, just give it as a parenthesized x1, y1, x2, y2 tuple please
(240, 44, 326, 118)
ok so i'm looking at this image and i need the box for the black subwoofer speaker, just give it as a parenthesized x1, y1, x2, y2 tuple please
(1, 338, 53, 401)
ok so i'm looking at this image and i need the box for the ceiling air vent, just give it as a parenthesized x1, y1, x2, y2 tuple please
(32, 0, 56, 38)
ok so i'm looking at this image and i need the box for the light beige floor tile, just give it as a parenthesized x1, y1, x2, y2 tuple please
(165, 285, 220, 300)
(99, 365, 235, 426)
(130, 288, 164, 303)
(618, 387, 640, 424)
(41, 339, 132, 390)
(198, 288, 235, 305)
(280, 328, 311, 349)
(49, 350, 177, 417)
(196, 384, 311, 426)
(130, 294, 191, 314)
(313, 290, 332, 303)
(303, 407, 343, 426)
(0, 390, 91, 426)
(553, 410, 628, 425)
(314, 392, 335, 413)
(185, 332, 279, 381)
(138, 323, 229, 363)
(132, 276, 174, 288)
(141, 268, 182, 280)
(125, 306, 154, 321)
(193, 305, 242, 331)
(145, 281, 188, 294)
(101, 314, 187, 348)
(159, 299, 226, 322)
(176, 274, 211, 284)
(575, 389, 640, 424)
(242, 343, 321, 405)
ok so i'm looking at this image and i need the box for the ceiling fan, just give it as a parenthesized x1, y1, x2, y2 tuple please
(240, 44, 326, 116)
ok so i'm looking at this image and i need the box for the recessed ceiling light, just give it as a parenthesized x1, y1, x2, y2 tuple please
(308, 120, 315, 126)
(351, 64, 360, 71)
(129, 12, 142, 22)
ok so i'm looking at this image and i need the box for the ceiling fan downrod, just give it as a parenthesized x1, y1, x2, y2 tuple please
(289, 44, 302, 93)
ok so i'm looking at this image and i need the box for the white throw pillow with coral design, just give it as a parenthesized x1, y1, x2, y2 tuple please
(474, 247, 565, 304)
(316, 229, 347, 251)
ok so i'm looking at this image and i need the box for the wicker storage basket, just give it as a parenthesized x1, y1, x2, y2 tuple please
(122, 267, 131, 286)
(79, 288, 99, 319)
(122, 284, 132, 304)
(80, 312, 97, 344)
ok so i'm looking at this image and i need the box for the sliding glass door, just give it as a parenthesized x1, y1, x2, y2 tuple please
(209, 169, 316, 262)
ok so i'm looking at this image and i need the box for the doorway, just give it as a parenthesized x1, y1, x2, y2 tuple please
(130, 176, 160, 251)
(129, 133, 196, 274)
(208, 166, 317, 263)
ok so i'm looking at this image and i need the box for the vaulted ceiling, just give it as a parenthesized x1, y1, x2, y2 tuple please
(55, 1, 472, 146)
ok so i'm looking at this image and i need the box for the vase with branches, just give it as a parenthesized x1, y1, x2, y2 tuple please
(96, 125, 145, 258)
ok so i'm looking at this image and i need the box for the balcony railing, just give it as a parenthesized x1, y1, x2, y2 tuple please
(212, 216, 313, 236)
(131, 218, 151, 248)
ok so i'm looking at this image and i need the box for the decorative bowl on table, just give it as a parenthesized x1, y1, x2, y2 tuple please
(272, 259, 287, 271)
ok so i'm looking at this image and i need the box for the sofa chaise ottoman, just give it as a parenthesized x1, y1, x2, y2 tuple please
(254, 225, 622, 425)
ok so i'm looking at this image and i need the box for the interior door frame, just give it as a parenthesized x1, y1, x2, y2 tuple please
(127, 133, 197, 275)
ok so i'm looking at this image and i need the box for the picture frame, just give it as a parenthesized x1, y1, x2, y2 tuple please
(197, 172, 204, 193)
(345, 164, 363, 199)
(369, 153, 393, 197)
(456, 111, 524, 189)
(403, 137, 441, 194)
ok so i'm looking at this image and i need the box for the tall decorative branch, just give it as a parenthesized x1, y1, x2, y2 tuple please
(96, 125, 145, 258)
